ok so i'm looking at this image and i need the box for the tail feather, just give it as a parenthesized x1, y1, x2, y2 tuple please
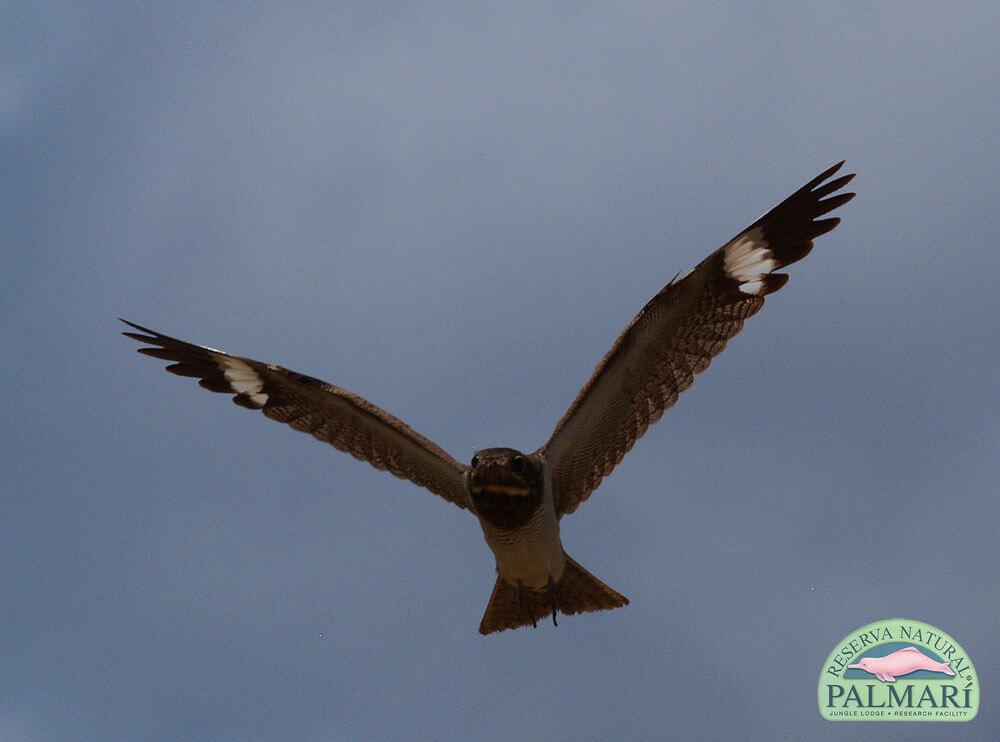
(558, 554, 629, 616)
(478, 554, 628, 635)
(478, 577, 533, 635)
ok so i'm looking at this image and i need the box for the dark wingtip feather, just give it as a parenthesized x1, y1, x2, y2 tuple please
(815, 192, 856, 217)
(812, 173, 856, 199)
(233, 394, 266, 410)
(812, 217, 842, 237)
(120, 318, 156, 335)
(199, 378, 232, 393)
(166, 363, 203, 378)
(137, 347, 176, 360)
(804, 161, 846, 191)
(123, 331, 156, 343)
(120, 319, 165, 347)
(760, 273, 790, 295)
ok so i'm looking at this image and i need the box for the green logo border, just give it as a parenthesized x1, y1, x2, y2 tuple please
(818, 618, 978, 722)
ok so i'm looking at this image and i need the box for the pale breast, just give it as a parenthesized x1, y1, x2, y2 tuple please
(481, 499, 565, 589)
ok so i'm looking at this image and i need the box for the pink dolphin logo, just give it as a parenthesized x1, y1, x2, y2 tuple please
(848, 647, 955, 682)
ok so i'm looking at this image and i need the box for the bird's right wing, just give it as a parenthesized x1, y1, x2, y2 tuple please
(122, 320, 471, 511)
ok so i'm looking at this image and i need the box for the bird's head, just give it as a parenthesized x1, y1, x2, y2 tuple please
(469, 448, 536, 494)
(467, 448, 543, 526)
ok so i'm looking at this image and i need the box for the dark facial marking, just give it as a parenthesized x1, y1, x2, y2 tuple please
(469, 450, 542, 529)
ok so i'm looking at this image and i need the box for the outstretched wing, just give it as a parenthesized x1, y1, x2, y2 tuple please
(122, 320, 471, 510)
(539, 162, 855, 516)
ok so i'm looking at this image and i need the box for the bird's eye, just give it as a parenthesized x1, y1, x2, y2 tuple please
(511, 455, 525, 473)
(470, 455, 479, 468)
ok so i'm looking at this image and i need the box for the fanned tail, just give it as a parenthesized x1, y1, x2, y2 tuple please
(478, 553, 628, 635)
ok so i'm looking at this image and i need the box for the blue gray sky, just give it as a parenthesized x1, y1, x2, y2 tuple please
(3, 3, 998, 740)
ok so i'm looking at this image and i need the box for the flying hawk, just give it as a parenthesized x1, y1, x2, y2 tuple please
(123, 161, 855, 634)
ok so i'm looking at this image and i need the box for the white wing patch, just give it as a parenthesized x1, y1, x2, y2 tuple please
(723, 228, 775, 295)
(219, 357, 269, 407)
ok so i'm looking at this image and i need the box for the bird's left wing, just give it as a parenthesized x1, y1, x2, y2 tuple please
(122, 320, 471, 510)
(538, 162, 855, 516)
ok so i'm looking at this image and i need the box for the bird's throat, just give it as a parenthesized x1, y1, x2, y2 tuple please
(470, 483, 542, 529)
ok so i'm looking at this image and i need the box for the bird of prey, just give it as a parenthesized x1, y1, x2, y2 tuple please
(123, 161, 855, 634)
